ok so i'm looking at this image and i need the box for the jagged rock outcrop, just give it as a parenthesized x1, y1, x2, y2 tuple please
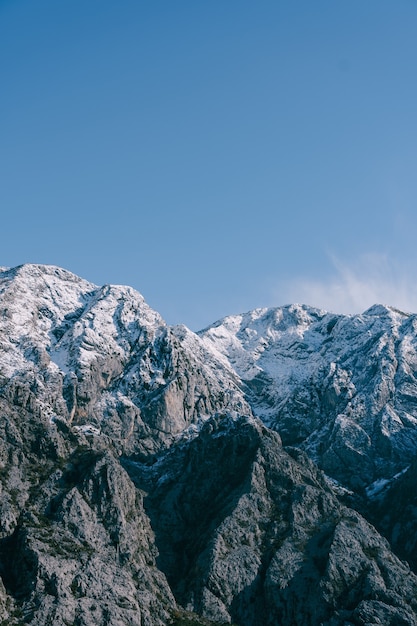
(126, 414, 417, 626)
(364, 458, 417, 574)
(0, 393, 175, 626)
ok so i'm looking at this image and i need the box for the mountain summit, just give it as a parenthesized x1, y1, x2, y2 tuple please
(1, 264, 417, 625)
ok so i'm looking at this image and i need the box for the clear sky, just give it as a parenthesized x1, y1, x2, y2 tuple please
(1, 0, 417, 329)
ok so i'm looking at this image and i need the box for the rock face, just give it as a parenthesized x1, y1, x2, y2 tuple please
(130, 414, 417, 626)
(0, 396, 175, 626)
(365, 459, 417, 575)
(2, 264, 417, 625)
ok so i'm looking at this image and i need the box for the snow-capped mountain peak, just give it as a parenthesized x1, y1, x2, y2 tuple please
(3, 264, 417, 625)
(0, 264, 249, 455)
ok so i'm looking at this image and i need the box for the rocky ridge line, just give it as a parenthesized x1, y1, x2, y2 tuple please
(2, 264, 417, 625)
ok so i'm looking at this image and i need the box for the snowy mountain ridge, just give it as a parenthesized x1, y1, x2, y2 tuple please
(0, 263, 164, 376)
(3, 263, 417, 625)
(200, 301, 417, 491)
(0, 264, 249, 456)
(3, 263, 417, 488)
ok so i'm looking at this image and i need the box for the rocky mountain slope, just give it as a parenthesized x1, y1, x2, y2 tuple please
(0, 264, 248, 456)
(2, 264, 417, 625)
(199, 304, 417, 493)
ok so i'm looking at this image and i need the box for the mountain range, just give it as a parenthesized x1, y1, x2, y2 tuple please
(2, 264, 417, 625)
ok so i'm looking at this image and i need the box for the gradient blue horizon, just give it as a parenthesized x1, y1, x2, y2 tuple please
(1, 1, 417, 329)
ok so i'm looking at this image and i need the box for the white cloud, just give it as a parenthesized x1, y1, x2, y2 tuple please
(280, 254, 417, 314)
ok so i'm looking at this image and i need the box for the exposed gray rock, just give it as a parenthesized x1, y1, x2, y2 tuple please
(129, 414, 417, 626)
(0, 392, 174, 626)
(365, 458, 417, 575)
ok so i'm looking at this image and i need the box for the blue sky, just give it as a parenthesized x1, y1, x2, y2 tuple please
(1, 1, 417, 329)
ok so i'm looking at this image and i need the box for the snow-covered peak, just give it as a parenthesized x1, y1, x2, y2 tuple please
(198, 301, 417, 490)
(0, 264, 249, 456)
(362, 303, 411, 318)
(0, 263, 96, 322)
(198, 304, 331, 381)
(0, 263, 165, 379)
(199, 302, 413, 385)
